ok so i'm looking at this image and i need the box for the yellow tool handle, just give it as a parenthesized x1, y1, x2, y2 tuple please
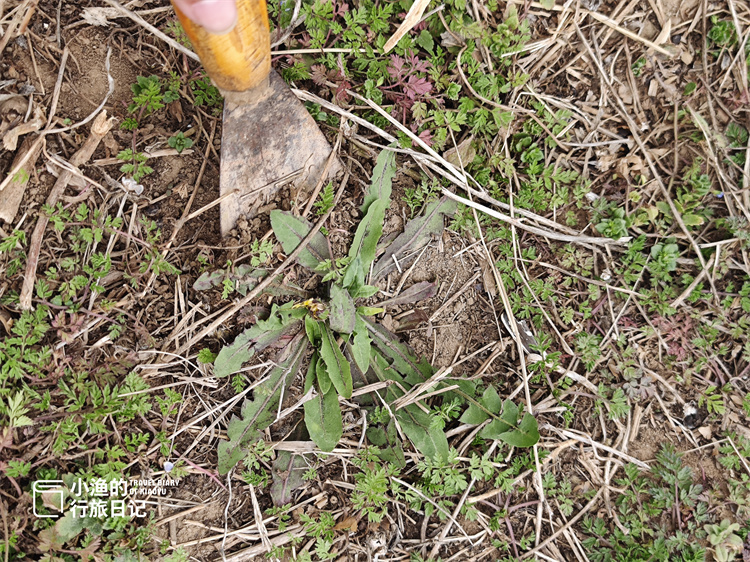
(171, 0, 271, 92)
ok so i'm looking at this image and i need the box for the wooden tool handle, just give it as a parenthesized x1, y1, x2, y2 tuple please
(172, 0, 271, 92)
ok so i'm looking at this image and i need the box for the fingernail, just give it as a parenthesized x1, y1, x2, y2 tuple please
(190, 0, 237, 34)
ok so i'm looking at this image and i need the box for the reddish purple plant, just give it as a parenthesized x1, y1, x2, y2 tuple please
(310, 64, 351, 102)
(382, 50, 433, 120)
(653, 315, 695, 361)
(417, 128, 434, 146)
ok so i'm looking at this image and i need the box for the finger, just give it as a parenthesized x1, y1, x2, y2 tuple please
(172, 0, 237, 34)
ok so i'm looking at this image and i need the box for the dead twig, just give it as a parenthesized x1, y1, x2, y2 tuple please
(19, 111, 116, 310)
(101, 0, 199, 62)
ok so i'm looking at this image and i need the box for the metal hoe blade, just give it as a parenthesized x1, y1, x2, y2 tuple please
(219, 70, 341, 235)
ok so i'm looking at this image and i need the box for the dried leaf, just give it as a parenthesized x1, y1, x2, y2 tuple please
(395, 309, 428, 332)
(377, 281, 436, 308)
(443, 136, 476, 169)
(373, 197, 457, 281)
(3, 109, 44, 151)
(333, 515, 360, 533)
(0, 135, 42, 223)
(80, 7, 120, 27)
(479, 256, 497, 297)
(383, 0, 433, 53)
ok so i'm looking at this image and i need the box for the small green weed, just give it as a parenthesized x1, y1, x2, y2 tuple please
(581, 444, 711, 561)
(117, 149, 153, 183)
(168, 131, 194, 154)
(708, 17, 737, 48)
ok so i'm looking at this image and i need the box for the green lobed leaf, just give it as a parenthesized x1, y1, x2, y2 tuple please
(304, 354, 343, 451)
(217, 335, 308, 474)
(270, 210, 331, 271)
(54, 512, 87, 543)
(460, 386, 502, 424)
(319, 325, 353, 398)
(479, 399, 539, 447)
(500, 412, 540, 447)
(328, 283, 356, 334)
(372, 197, 457, 281)
(480, 400, 518, 439)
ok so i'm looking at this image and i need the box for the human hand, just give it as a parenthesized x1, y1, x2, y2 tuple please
(171, 0, 237, 33)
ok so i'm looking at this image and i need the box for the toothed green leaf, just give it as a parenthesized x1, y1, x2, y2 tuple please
(316, 354, 332, 395)
(369, 352, 449, 461)
(362, 148, 396, 213)
(214, 303, 301, 377)
(460, 386, 502, 424)
(218, 335, 308, 474)
(328, 283, 356, 334)
(304, 355, 343, 452)
(319, 325, 353, 399)
(366, 419, 406, 468)
(270, 210, 331, 271)
(348, 316, 372, 373)
(349, 149, 395, 271)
